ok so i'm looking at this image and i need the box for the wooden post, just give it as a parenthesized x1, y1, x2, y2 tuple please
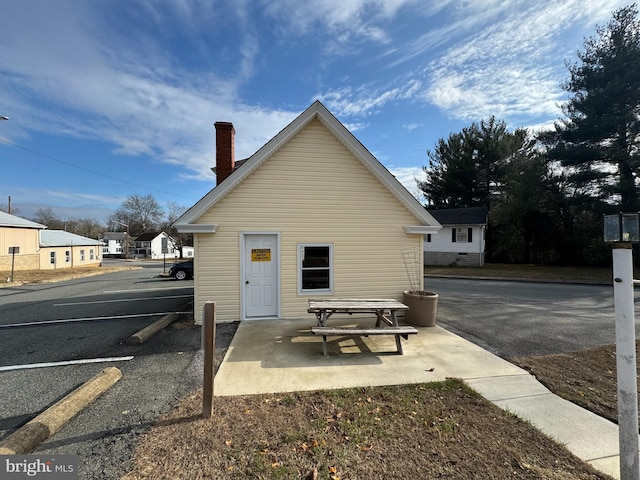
(202, 301, 216, 418)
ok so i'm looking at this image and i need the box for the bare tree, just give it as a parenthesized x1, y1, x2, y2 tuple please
(109, 194, 164, 235)
(163, 202, 191, 258)
(32, 207, 64, 229)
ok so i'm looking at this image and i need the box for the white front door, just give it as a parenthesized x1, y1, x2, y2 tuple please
(243, 234, 279, 319)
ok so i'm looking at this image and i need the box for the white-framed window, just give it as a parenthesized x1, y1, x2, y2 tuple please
(452, 228, 472, 243)
(50, 252, 56, 264)
(80, 250, 85, 261)
(103, 247, 109, 254)
(65, 250, 71, 263)
(90, 249, 94, 260)
(298, 243, 333, 294)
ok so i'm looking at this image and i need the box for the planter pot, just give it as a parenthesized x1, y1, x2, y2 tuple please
(403, 290, 438, 327)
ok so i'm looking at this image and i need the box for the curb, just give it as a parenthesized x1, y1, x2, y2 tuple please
(0, 367, 122, 455)
(127, 312, 180, 345)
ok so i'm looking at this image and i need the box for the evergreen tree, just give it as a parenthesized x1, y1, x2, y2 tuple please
(418, 117, 528, 211)
(544, 4, 640, 210)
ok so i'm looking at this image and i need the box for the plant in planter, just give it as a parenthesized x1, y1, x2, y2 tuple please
(402, 248, 438, 327)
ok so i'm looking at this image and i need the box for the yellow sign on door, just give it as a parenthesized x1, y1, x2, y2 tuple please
(251, 248, 271, 262)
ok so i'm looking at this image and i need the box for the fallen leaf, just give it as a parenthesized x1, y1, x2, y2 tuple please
(360, 445, 373, 451)
(224, 440, 232, 446)
(328, 465, 338, 474)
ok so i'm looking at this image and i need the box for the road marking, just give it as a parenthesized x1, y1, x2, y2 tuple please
(103, 286, 193, 294)
(54, 294, 192, 306)
(0, 356, 135, 372)
(0, 311, 192, 329)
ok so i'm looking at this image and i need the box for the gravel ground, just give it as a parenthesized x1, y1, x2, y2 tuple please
(34, 320, 239, 480)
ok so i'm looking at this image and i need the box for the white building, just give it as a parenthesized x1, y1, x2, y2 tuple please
(424, 207, 487, 267)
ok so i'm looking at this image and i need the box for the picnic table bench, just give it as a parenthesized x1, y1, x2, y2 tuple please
(308, 298, 417, 356)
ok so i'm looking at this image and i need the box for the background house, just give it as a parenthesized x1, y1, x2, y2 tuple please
(175, 101, 441, 324)
(133, 231, 177, 259)
(101, 232, 129, 258)
(0, 211, 45, 271)
(424, 207, 487, 267)
(39, 230, 103, 269)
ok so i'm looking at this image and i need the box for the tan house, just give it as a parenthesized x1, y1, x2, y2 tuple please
(0, 211, 44, 271)
(39, 230, 103, 270)
(174, 101, 441, 324)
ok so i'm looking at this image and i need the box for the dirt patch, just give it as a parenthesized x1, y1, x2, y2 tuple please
(122, 379, 611, 480)
(512, 343, 639, 426)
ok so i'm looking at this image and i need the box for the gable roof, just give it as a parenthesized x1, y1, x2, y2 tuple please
(0, 211, 46, 229)
(175, 101, 440, 233)
(135, 231, 166, 242)
(428, 207, 488, 226)
(40, 230, 104, 247)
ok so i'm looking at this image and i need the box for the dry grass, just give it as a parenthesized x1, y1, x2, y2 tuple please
(512, 343, 637, 426)
(122, 380, 610, 480)
(0, 265, 138, 287)
(426, 263, 613, 284)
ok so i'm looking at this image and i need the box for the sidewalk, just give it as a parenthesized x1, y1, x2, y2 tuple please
(214, 318, 629, 479)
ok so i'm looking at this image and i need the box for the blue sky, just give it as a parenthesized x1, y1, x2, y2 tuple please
(0, 0, 631, 223)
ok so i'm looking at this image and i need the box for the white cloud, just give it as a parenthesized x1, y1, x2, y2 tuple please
(264, 0, 415, 39)
(423, 0, 628, 123)
(388, 166, 427, 203)
(404, 123, 422, 131)
(317, 79, 422, 117)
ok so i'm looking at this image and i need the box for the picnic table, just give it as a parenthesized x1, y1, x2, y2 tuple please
(307, 298, 417, 356)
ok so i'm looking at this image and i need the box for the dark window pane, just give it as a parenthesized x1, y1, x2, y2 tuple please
(302, 269, 330, 289)
(302, 246, 329, 268)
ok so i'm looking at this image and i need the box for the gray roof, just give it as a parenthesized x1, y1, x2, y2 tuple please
(427, 207, 488, 226)
(102, 232, 128, 241)
(0, 211, 46, 229)
(40, 230, 104, 247)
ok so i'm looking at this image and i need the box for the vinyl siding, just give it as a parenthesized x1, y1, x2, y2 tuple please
(193, 119, 424, 323)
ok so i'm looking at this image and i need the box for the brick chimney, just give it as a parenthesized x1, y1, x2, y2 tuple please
(215, 121, 235, 185)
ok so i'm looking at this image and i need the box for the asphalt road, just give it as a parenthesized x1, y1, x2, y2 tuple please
(429, 276, 625, 358)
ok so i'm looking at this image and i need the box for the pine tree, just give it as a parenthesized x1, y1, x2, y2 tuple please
(545, 4, 640, 210)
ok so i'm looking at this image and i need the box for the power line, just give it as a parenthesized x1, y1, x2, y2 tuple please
(0, 138, 198, 200)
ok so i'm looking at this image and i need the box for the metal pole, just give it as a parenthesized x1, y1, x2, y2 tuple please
(612, 244, 640, 480)
(202, 301, 216, 418)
